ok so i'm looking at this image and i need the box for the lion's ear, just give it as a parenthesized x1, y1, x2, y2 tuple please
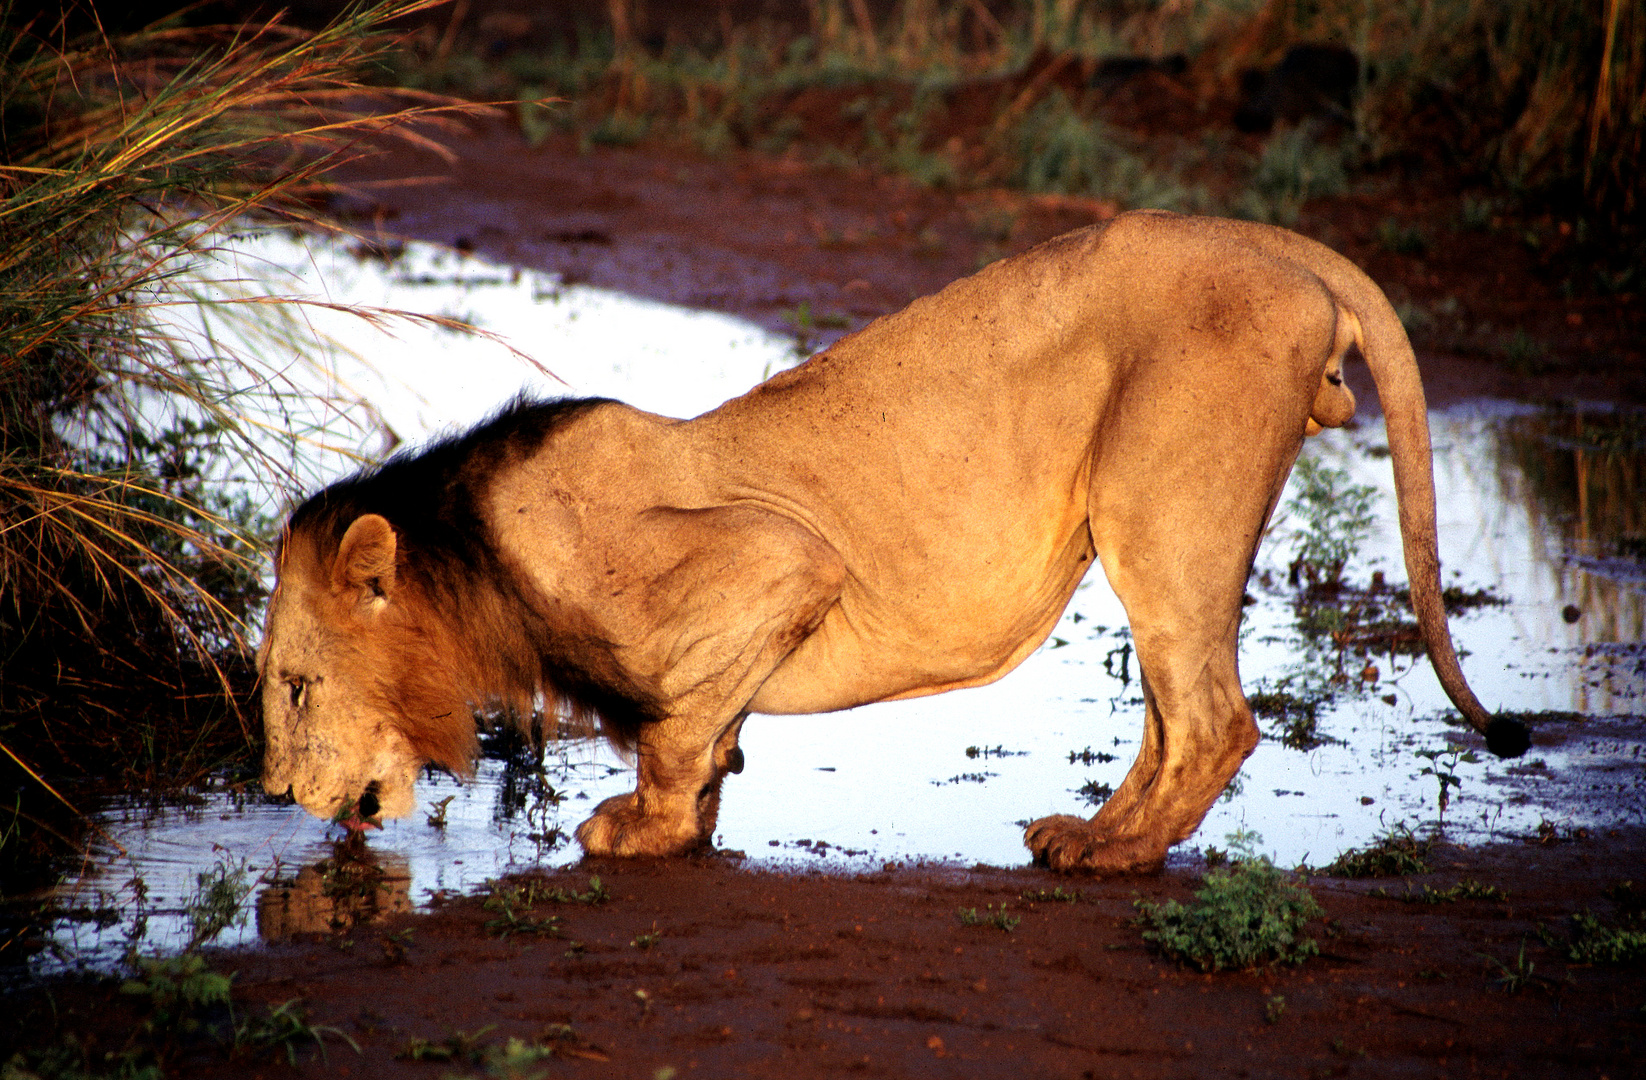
(333, 514, 398, 600)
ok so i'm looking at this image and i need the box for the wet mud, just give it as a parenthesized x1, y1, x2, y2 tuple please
(11, 833, 1646, 1078)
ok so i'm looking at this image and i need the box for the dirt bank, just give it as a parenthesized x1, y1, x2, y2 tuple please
(9, 829, 1645, 1078)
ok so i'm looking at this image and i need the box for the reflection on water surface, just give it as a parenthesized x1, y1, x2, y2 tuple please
(33, 233, 1646, 976)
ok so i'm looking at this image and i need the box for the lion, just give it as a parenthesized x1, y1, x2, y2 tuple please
(259, 210, 1528, 874)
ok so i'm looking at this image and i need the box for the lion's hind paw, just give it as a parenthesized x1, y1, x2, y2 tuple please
(1023, 814, 1165, 876)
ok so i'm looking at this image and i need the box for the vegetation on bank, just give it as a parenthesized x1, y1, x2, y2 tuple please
(0, 0, 483, 882)
(1135, 830, 1324, 971)
(389, 0, 1643, 256)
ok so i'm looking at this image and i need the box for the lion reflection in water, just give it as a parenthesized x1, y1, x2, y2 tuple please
(255, 843, 412, 940)
(258, 211, 1527, 875)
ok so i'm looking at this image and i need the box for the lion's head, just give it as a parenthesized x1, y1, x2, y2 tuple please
(259, 513, 480, 822)
(259, 398, 657, 825)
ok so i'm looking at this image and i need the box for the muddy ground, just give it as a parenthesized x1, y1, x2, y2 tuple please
(8, 832, 1645, 1078)
(7, 116, 1646, 1078)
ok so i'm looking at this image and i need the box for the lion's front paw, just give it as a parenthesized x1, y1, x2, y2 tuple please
(1023, 814, 1166, 875)
(575, 792, 705, 857)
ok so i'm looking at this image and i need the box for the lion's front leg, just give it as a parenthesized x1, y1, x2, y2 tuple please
(575, 713, 747, 857)
(570, 503, 842, 859)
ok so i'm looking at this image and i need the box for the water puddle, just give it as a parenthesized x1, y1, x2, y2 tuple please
(32, 232, 1645, 976)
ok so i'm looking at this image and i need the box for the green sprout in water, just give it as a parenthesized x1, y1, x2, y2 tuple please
(184, 857, 253, 948)
(1415, 746, 1482, 826)
(1284, 456, 1380, 588)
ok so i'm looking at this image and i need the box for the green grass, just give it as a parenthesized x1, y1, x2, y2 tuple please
(1135, 831, 1323, 972)
(1317, 825, 1432, 878)
(233, 999, 360, 1067)
(1235, 126, 1350, 226)
(375, 0, 1645, 251)
(958, 903, 1022, 932)
(1011, 92, 1202, 211)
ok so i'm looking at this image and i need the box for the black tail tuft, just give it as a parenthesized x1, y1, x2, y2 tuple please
(1484, 715, 1531, 759)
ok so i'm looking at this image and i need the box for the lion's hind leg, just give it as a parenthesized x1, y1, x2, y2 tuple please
(1025, 639, 1256, 873)
(1026, 404, 1306, 874)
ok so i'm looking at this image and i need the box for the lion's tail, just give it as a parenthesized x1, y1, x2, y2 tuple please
(1305, 250, 1528, 758)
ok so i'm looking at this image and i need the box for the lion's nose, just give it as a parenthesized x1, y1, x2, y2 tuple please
(358, 785, 381, 819)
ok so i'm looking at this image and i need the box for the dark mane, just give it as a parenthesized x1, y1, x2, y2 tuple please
(284, 395, 658, 750)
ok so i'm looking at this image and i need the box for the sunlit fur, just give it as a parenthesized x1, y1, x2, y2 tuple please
(260, 398, 661, 819)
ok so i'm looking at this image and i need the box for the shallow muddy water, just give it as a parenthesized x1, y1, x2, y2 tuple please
(37, 233, 1645, 975)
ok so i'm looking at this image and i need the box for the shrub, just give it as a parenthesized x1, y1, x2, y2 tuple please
(1135, 831, 1324, 971)
(1318, 825, 1432, 878)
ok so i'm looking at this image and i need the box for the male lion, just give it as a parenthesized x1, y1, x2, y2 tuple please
(260, 211, 1528, 874)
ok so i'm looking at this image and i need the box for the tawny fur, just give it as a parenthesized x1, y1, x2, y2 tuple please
(259, 211, 1520, 873)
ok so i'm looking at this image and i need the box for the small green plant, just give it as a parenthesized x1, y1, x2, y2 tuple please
(484, 906, 563, 939)
(480, 882, 564, 939)
(1317, 825, 1431, 878)
(958, 904, 1021, 932)
(398, 1026, 496, 1062)
(1283, 457, 1380, 587)
(1377, 880, 1507, 904)
(120, 953, 234, 1038)
(1560, 911, 1646, 965)
(425, 795, 457, 828)
(1020, 887, 1082, 904)
(1264, 994, 1287, 1024)
(631, 926, 662, 949)
(233, 999, 360, 1065)
(1481, 940, 1539, 993)
(1415, 746, 1481, 825)
(479, 874, 607, 938)
(481, 1036, 560, 1079)
(1134, 831, 1323, 972)
(184, 857, 253, 947)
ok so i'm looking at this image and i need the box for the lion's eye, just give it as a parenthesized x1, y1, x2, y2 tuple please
(289, 679, 305, 709)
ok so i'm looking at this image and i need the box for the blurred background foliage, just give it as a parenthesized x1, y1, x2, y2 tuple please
(378, 0, 1642, 244)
